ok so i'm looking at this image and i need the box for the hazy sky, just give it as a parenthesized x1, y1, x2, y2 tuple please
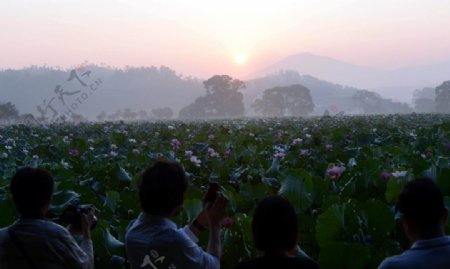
(1, 0, 450, 78)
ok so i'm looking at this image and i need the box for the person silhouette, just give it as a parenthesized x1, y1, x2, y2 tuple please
(379, 177, 450, 269)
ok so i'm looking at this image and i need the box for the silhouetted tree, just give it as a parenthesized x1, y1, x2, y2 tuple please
(122, 108, 137, 121)
(70, 113, 87, 123)
(435, 81, 450, 113)
(414, 98, 435, 113)
(179, 75, 245, 118)
(252, 84, 315, 117)
(108, 110, 123, 121)
(96, 111, 107, 121)
(352, 90, 383, 114)
(0, 102, 19, 121)
(413, 87, 435, 113)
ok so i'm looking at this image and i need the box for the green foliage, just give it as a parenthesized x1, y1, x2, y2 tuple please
(435, 81, 450, 113)
(1, 114, 450, 269)
(179, 75, 245, 118)
(0, 102, 19, 120)
(252, 84, 315, 117)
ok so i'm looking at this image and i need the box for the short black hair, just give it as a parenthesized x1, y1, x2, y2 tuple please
(10, 167, 54, 216)
(398, 177, 445, 229)
(252, 196, 298, 251)
(139, 160, 188, 216)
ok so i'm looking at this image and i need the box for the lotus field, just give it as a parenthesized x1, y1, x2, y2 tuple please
(1, 114, 450, 269)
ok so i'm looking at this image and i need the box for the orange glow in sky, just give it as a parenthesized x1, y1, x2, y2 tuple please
(1, 0, 449, 78)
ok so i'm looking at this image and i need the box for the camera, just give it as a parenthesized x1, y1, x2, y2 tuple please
(203, 182, 220, 206)
(58, 204, 98, 230)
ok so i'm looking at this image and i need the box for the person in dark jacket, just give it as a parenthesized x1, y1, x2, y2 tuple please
(234, 195, 319, 269)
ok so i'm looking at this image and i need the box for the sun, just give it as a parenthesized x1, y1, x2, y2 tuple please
(233, 52, 248, 65)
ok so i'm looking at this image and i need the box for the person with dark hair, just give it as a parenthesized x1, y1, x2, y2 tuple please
(0, 167, 95, 269)
(234, 196, 319, 269)
(125, 160, 229, 269)
(379, 177, 450, 269)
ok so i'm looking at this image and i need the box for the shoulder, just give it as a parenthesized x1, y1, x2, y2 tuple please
(0, 227, 9, 244)
(235, 257, 319, 269)
(378, 255, 408, 269)
(6, 219, 69, 238)
(42, 220, 71, 237)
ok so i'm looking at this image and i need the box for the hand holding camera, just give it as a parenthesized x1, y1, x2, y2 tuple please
(192, 183, 229, 233)
(59, 205, 98, 239)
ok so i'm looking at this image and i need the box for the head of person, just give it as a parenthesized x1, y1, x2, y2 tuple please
(10, 167, 54, 218)
(252, 196, 298, 256)
(398, 177, 448, 242)
(139, 160, 188, 217)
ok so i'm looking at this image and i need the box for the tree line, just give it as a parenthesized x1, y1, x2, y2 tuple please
(2, 70, 450, 123)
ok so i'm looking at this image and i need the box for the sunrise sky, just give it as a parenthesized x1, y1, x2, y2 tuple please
(1, 0, 450, 78)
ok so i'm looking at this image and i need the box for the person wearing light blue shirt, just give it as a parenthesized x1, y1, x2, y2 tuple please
(125, 160, 228, 269)
(379, 177, 450, 269)
(0, 167, 95, 269)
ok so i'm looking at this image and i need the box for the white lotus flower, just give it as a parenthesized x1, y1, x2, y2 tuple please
(392, 171, 407, 178)
(60, 159, 71, 169)
(190, 156, 201, 167)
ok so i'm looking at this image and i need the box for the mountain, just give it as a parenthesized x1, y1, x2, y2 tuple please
(243, 70, 412, 115)
(260, 52, 384, 88)
(258, 52, 450, 102)
(0, 65, 205, 120)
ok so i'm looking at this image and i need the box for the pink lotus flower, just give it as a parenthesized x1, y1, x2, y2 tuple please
(420, 150, 433, 159)
(208, 148, 220, 158)
(380, 171, 390, 182)
(132, 148, 140, 155)
(222, 217, 234, 228)
(274, 151, 286, 159)
(325, 144, 333, 150)
(208, 134, 215, 140)
(171, 139, 181, 150)
(300, 149, 310, 156)
(326, 166, 346, 181)
(273, 146, 286, 159)
(223, 149, 232, 158)
(185, 150, 193, 157)
(69, 148, 79, 157)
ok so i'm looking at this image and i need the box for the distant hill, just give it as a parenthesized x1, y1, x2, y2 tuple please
(244, 70, 412, 115)
(0, 65, 414, 120)
(257, 52, 450, 102)
(0, 65, 204, 119)
(259, 52, 382, 88)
